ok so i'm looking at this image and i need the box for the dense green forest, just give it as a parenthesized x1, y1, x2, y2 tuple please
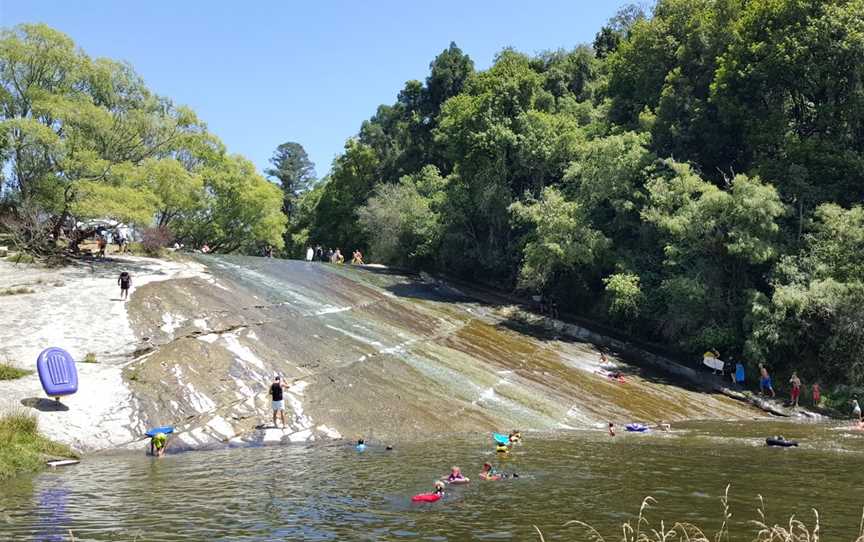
(0, 24, 286, 253)
(287, 0, 864, 386)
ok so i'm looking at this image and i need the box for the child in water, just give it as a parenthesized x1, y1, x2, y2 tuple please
(496, 443, 510, 454)
(442, 466, 469, 483)
(508, 430, 522, 444)
(433, 481, 446, 495)
(149, 432, 168, 457)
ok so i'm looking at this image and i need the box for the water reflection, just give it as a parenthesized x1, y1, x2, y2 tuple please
(1, 421, 863, 541)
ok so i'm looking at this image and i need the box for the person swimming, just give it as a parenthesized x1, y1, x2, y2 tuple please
(508, 430, 522, 444)
(479, 462, 518, 480)
(442, 466, 469, 483)
(496, 443, 510, 454)
(433, 481, 446, 495)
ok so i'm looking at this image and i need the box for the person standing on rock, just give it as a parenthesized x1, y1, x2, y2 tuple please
(269, 375, 287, 429)
(789, 371, 802, 407)
(118, 271, 132, 301)
(759, 364, 775, 398)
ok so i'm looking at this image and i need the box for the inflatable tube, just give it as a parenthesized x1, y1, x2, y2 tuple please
(355, 444, 366, 452)
(411, 493, 441, 502)
(625, 423, 649, 433)
(446, 478, 470, 485)
(145, 426, 174, 437)
(766, 438, 798, 447)
(37, 347, 78, 398)
(492, 432, 510, 445)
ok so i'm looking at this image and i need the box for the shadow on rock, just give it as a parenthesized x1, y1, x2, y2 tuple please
(21, 397, 70, 412)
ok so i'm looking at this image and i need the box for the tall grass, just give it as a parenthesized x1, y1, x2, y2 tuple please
(0, 409, 77, 480)
(534, 486, 864, 542)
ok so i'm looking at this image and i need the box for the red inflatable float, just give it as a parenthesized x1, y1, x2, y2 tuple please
(411, 493, 442, 503)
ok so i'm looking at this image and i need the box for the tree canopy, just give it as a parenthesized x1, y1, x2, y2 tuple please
(0, 23, 286, 253)
(290, 1, 864, 388)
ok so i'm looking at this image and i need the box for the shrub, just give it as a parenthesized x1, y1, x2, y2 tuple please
(0, 286, 34, 296)
(0, 362, 31, 380)
(0, 410, 77, 480)
(140, 226, 175, 257)
(82, 352, 97, 364)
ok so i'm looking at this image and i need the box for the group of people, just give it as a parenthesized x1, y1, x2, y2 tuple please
(701, 349, 824, 409)
(419, 432, 522, 499)
(304, 245, 364, 265)
(94, 228, 130, 258)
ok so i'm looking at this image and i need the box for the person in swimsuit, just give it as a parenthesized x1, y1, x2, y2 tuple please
(433, 481, 445, 495)
(118, 271, 131, 300)
(812, 383, 821, 406)
(759, 364, 776, 397)
(269, 375, 287, 429)
(495, 443, 510, 454)
(442, 466, 468, 483)
(149, 432, 168, 457)
(608, 422, 616, 436)
(508, 430, 522, 444)
(789, 372, 802, 407)
(479, 463, 501, 480)
(852, 399, 862, 422)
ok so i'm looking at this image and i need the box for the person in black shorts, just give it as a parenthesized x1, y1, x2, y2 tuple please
(118, 271, 131, 300)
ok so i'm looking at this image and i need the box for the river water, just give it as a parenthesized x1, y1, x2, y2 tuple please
(2, 420, 863, 541)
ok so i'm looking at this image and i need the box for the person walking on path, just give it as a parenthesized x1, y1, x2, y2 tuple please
(97, 234, 107, 259)
(759, 364, 775, 397)
(118, 271, 132, 301)
(269, 375, 287, 429)
(789, 372, 802, 407)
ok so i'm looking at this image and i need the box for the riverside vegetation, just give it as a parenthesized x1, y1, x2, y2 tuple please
(2, 4, 862, 390)
(0, 410, 75, 480)
(277, 0, 864, 392)
(0, 24, 286, 256)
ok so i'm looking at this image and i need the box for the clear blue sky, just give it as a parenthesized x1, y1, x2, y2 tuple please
(0, 1, 628, 178)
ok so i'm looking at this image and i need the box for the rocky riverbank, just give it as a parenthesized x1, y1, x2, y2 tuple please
(1, 254, 768, 457)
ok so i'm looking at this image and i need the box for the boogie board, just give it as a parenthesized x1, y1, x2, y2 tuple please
(145, 426, 174, 437)
(37, 347, 78, 399)
(492, 432, 510, 445)
(735, 363, 745, 383)
(411, 493, 441, 502)
(47, 459, 80, 467)
(702, 356, 724, 372)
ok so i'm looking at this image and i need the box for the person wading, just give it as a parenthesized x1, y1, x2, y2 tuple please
(269, 375, 287, 429)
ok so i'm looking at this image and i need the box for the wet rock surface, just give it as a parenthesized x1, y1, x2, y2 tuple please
(122, 256, 762, 448)
(1, 255, 763, 453)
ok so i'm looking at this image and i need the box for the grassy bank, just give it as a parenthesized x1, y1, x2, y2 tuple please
(0, 410, 77, 480)
(0, 362, 31, 380)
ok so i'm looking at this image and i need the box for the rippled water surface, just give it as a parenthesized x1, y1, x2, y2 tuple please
(2, 420, 863, 541)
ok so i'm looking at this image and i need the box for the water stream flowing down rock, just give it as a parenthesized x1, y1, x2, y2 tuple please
(0, 255, 761, 453)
